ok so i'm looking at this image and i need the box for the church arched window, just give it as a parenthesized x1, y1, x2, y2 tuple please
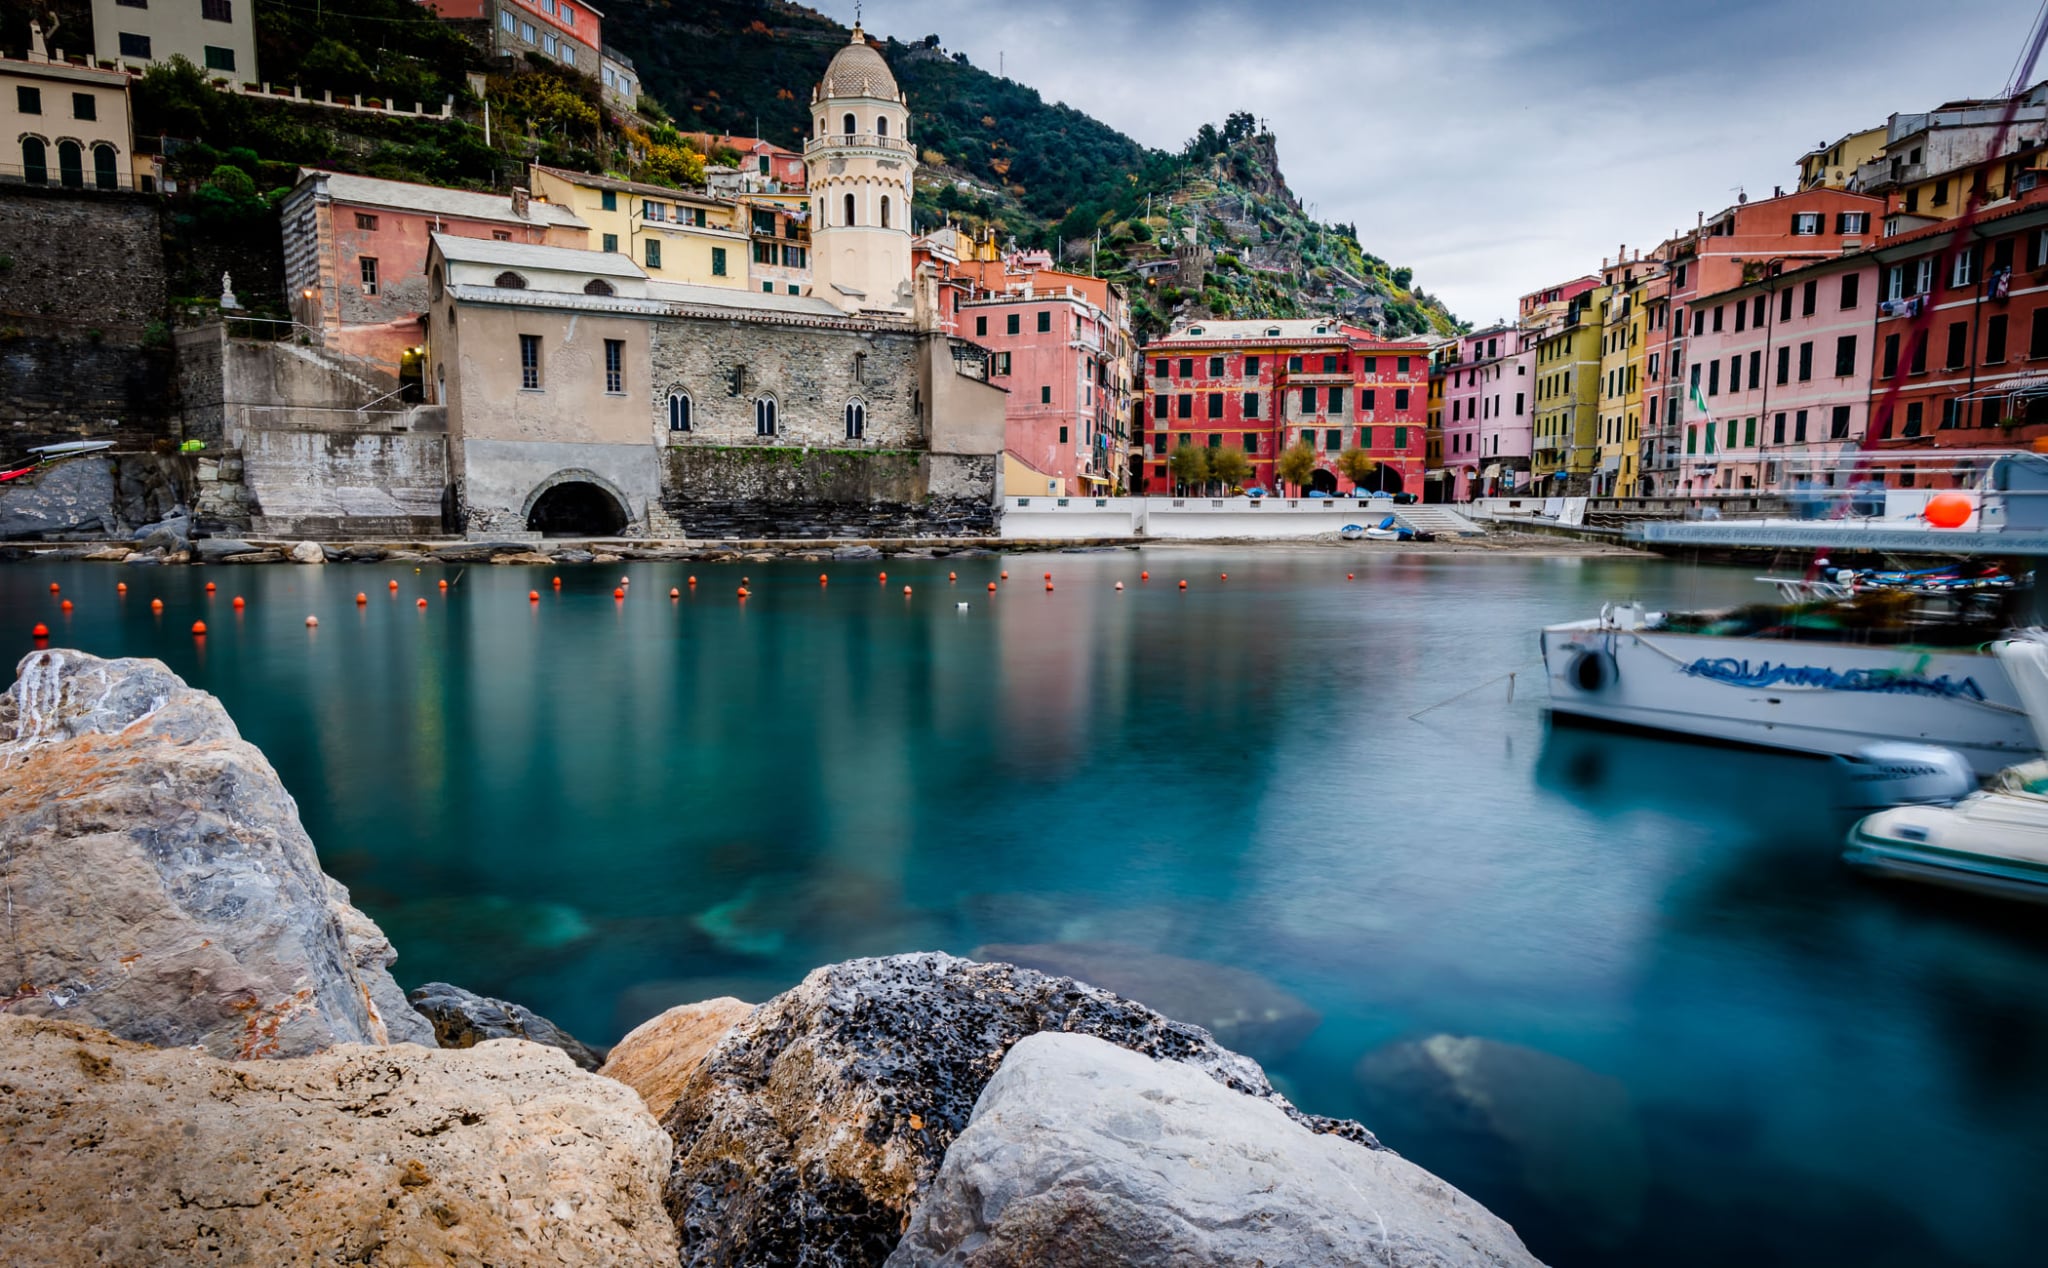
(842, 112, 856, 136)
(755, 396, 778, 437)
(844, 399, 866, 440)
(876, 117, 889, 139)
(669, 391, 692, 432)
(844, 192, 856, 227)
(880, 196, 890, 230)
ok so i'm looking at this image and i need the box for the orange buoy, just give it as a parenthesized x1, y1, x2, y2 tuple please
(530, 590, 541, 602)
(31, 623, 48, 638)
(552, 576, 562, 589)
(1178, 580, 1188, 589)
(1000, 570, 1009, 580)
(150, 598, 164, 612)
(1924, 493, 1973, 528)
(48, 583, 59, 594)
(1045, 581, 1054, 592)
(1141, 571, 1150, 581)
(737, 586, 750, 598)
(670, 587, 680, 598)
(416, 598, 428, 608)
(357, 592, 368, 605)
(688, 575, 698, 586)
(438, 579, 449, 590)
(903, 585, 913, 596)
(116, 582, 127, 594)
(306, 615, 318, 627)
(60, 599, 73, 612)
(232, 596, 245, 610)
(1043, 571, 1051, 580)
(987, 581, 997, 591)
(819, 574, 828, 584)
(948, 572, 957, 582)
(388, 580, 399, 591)
(205, 581, 217, 593)
(613, 587, 625, 599)
(879, 571, 888, 583)
(191, 621, 207, 636)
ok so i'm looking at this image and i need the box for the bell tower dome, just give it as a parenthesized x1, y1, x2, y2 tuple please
(806, 25, 915, 316)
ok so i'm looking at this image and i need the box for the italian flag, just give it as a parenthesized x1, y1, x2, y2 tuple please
(1690, 381, 1712, 422)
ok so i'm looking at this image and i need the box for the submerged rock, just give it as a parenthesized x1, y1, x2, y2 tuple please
(0, 1015, 678, 1266)
(660, 952, 1375, 1268)
(599, 996, 753, 1120)
(0, 650, 433, 1056)
(973, 940, 1322, 1061)
(1356, 1035, 1648, 1247)
(889, 1033, 1541, 1268)
(407, 982, 606, 1071)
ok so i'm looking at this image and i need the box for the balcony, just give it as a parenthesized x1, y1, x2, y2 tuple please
(805, 133, 915, 157)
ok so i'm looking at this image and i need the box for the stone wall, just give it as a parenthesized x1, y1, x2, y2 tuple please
(0, 185, 173, 438)
(660, 446, 995, 539)
(244, 430, 449, 539)
(649, 316, 921, 450)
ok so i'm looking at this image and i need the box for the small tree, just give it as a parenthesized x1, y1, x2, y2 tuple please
(1169, 442, 1210, 493)
(1208, 446, 1251, 491)
(1337, 446, 1379, 492)
(1276, 440, 1317, 495)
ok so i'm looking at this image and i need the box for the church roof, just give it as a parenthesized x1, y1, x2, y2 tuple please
(820, 28, 898, 100)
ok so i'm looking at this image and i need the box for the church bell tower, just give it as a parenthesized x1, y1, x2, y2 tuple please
(806, 25, 915, 316)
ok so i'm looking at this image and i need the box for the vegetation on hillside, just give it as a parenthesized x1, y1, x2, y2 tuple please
(599, 0, 1460, 339)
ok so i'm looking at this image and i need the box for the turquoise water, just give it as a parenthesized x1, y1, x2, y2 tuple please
(7, 549, 2047, 1266)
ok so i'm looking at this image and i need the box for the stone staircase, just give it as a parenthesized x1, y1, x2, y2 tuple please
(1390, 503, 1484, 536)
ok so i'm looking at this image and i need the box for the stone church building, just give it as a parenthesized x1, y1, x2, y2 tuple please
(427, 27, 1006, 539)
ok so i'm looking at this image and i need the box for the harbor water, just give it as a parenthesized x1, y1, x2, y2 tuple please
(6, 548, 2046, 1267)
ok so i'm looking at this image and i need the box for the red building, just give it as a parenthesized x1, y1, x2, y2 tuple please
(1142, 319, 1432, 495)
(1868, 184, 2048, 481)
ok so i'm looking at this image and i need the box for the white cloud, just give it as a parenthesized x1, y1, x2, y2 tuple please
(823, 0, 2034, 323)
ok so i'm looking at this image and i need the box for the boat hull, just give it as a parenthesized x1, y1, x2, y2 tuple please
(1541, 620, 2034, 777)
(1845, 795, 2048, 902)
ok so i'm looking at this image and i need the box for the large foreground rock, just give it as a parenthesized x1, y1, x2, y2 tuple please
(409, 981, 607, 1071)
(888, 1033, 1541, 1268)
(972, 941, 1321, 1061)
(660, 952, 1377, 1268)
(599, 996, 753, 1120)
(0, 649, 433, 1056)
(0, 1015, 678, 1266)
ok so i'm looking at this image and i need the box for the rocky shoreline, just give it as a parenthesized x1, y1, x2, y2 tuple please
(0, 649, 1544, 1267)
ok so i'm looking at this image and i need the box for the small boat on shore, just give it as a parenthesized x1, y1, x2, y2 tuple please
(1845, 763, 2048, 901)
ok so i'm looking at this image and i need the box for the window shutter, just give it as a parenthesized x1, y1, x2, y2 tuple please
(1791, 213, 1802, 234)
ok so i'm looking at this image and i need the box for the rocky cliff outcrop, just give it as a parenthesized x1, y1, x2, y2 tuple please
(659, 952, 1379, 1268)
(0, 1015, 678, 1267)
(0, 649, 433, 1056)
(888, 1032, 1541, 1268)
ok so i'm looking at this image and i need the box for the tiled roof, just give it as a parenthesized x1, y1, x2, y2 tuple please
(530, 164, 736, 208)
(431, 233, 645, 277)
(821, 31, 897, 99)
(308, 170, 586, 229)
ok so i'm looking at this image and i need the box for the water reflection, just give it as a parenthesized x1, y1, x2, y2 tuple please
(5, 551, 2047, 1267)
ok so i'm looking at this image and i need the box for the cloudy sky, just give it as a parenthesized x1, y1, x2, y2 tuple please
(813, 0, 2039, 326)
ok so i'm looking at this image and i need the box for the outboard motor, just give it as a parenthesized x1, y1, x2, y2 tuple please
(1835, 743, 1977, 810)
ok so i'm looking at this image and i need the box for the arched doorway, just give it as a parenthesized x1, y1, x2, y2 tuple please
(1363, 466, 1406, 496)
(526, 480, 628, 537)
(1310, 467, 1338, 495)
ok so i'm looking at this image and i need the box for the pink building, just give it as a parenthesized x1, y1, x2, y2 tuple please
(964, 284, 1121, 492)
(281, 169, 588, 382)
(1441, 323, 1534, 498)
(1678, 253, 1880, 491)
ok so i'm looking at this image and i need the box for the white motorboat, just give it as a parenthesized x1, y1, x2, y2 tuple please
(1843, 637, 2048, 901)
(1545, 452, 2048, 778)
(1844, 763, 2048, 901)
(1541, 602, 2034, 778)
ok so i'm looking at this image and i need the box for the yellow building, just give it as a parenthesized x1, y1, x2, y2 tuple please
(529, 164, 749, 290)
(1532, 284, 1608, 492)
(1596, 261, 1650, 497)
(2, 35, 145, 191)
(1798, 126, 1886, 190)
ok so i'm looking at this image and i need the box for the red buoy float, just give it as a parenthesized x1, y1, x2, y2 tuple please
(60, 600, 72, 612)
(530, 591, 541, 602)
(233, 596, 246, 610)
(150, 598, 164, 612)
(31, 623, 49, 638)
(191, 621, 207, 636)
(987, 581, 997, 592)
(613, 587, 625, 599)
(1178, 580, 1188, 589)
(416, 598, 428, 608)
(205, 581, 216, 592)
